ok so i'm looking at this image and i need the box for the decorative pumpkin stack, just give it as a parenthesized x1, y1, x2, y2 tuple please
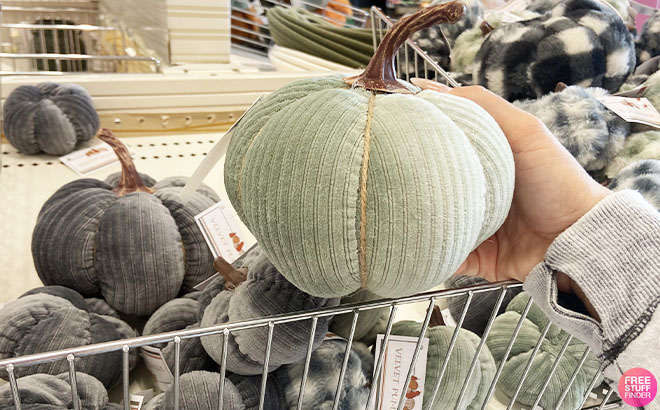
(225, 1, 515, 299)
(486, 293, 600, 410)
(609, 159, 660, 210)
(142, 292, 217, 375)
(474, 0, 634, 101)
(200, 246, 339, 375)
(0, 286, 137, 388)
(3, 82, 99, 156)
(276, 339, 374, 409)
(0, 372, 119, 410)
(514, 85, 629, 176)
(32, 129, 220, 316)
(392, 313, 496, 410)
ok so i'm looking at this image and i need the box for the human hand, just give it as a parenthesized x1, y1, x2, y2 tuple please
(411, 79, 611, 286)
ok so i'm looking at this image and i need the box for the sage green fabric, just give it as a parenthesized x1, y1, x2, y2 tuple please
(486, 293, 600, 410)
(329, 289, 389, 346)
(225, 75, 514, 299)
(267, 7, 373, 68)
(391, 321, 496, 410)
(605, 130, 660, 178)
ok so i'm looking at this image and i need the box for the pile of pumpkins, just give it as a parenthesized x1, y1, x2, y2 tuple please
(4, 1, 660, 409)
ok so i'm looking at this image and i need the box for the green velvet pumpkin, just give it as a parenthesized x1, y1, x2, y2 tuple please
(329, 289, 389, 346)
(224, 2, 515, 299)
(486, 293, 600, 410)
(392, 320, 496, 410)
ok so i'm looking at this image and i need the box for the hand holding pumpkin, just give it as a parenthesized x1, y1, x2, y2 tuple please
(411, 79, 611, 286)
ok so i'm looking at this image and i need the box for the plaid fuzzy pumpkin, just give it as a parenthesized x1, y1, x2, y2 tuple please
(514, 85, 629, 174)
(474, 0, 633, 100)
(609, 159, 660, 210)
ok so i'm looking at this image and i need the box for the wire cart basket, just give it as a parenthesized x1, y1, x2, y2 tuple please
(0, 281, 623, 410)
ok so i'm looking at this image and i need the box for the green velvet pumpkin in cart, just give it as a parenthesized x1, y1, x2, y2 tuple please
(31, 129, 220, 316)
(224, 1, 515, 299)
(486, 293, 600, 410)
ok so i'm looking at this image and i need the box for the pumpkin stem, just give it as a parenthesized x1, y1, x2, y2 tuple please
(213, 256, 248, 290)
(344, 2, 464, 93)
(555, 82, 568, 92)
(97, 128, 154, 196)
(429, 305, 445, 327)
(479, 21, 493, 36)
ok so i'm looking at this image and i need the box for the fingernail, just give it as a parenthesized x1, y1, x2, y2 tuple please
(410, 78, 452, 93)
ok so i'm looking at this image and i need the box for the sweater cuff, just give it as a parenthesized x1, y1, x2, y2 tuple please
(524, 190, 660, 366)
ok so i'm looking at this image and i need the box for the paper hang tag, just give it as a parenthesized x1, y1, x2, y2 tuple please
(139, 346, 174, 392)
(134, 389, 154, 404)
(129, 395, 144, 410)
(372, 334, 429, 410)
(614, 85, 648, 98)
(178, 96, 263, 205)
(59, 142, 136, 176)
(598, 96, 660, 129)
(194, 201, 246, 262)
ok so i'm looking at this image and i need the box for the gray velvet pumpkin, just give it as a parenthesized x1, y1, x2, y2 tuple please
(32, 129, 220, 316)
(3, 83, 99, 156)
(0, 372, 119, 410)
(142, 292, 217, 375)
(486, 293, 600, 410)
(0, 286, 137, 389)
(143, 371, 244, 410)
(200, 246, 340, 375)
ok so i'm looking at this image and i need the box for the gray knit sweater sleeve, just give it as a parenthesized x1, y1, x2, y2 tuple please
(523, 190, 660, 399)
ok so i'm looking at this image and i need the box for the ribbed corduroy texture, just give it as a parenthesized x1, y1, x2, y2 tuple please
(392, 321, 496, 410)
(144, 371, 244, 410)
(276, 339, 373, 410)
(143, 293, 216, 374)
(0, 372, 116, 410)
(267, 7, 373, 68)
(445, 275, 522, 336)
(0, 286, 137, 388)
(31, 173, 219, 316)
(200, 246, 339, 375)
(230, 373, 288, 410)
(225, 75, 514, 299)
(3, 83, 99, 156)
(486, 292, 600, 410)
(329, 289, 389, 346)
